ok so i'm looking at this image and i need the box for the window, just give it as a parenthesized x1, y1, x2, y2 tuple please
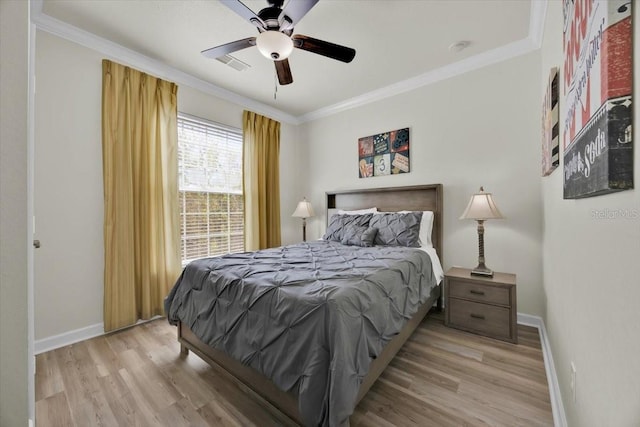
(178, 113, 243, 263)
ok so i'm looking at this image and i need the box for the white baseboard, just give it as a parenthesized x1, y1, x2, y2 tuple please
(34, 315, 166, 355)
(518, 313, 568, 427)
(34, 322, 104, 355)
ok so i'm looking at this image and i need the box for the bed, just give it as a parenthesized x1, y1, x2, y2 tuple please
(165, 184, 443, 426)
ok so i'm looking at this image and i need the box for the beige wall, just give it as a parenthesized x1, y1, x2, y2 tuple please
(34, 31, 302, 340)
(0, 0, 29, 425)
(540, 3, 640, 426)
(300, 52, 545, 316)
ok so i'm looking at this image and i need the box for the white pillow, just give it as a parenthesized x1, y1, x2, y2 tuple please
(337, 207, 378, 215)
(397, 210, 434, 247)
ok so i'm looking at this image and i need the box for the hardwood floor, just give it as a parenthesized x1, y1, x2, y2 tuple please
(35, 312, 553, 426)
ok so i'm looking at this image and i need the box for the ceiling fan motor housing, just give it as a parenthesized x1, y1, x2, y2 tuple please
(258, 6, 286, 30)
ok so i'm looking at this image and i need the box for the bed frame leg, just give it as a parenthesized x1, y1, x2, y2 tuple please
(180, 343, 189, 356)
(177, 322, 189, 356)
(436, 295, 443, 312)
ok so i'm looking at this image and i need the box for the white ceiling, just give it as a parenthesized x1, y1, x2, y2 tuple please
(37, 0, 540, 121)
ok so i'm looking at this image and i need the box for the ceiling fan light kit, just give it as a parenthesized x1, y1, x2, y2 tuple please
(256, 31, 294, 60)
(203, 0, 356, 85)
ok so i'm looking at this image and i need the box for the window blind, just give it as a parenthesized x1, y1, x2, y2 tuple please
(178, 113, 244, 263)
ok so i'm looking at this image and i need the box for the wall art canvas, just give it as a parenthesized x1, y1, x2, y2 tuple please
(542, 67, 560, 176)
(562, 0, 633, 198)
(358, 128, 410, 178)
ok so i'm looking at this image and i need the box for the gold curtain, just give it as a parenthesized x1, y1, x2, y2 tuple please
(242, 111, 281, 251)
(101, 60, 180, 332)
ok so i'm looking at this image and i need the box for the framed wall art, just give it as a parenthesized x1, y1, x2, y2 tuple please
(562, 0, 633, 198)
(542, 67, 560, 176)
(358, 128, 410, 178)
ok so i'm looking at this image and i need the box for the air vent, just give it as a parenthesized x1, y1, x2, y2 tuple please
(215, 54, 251, 72)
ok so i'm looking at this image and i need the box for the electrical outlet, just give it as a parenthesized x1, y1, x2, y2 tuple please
(570, 362, 577, 403)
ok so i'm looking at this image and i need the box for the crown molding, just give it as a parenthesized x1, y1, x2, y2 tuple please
(298, 36, 536, 123)
(529, 0, 549, 49)
(31, 4, 300, 125)
(31, 0, 547, 125)
(299, 0, 547, 123)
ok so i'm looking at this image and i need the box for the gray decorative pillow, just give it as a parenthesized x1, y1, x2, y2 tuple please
(341, 225, 378, 247)
(369, 212, 423, 247)
(323, 213, 373, 242)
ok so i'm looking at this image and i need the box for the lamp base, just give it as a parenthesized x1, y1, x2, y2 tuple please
(301, 218, 307, 242)
(470, 265, 494, 277)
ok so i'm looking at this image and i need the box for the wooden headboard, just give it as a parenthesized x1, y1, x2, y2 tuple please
(326, 184, 443, 261)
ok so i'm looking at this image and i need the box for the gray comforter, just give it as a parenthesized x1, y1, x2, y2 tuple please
(165, 240, 436, 426)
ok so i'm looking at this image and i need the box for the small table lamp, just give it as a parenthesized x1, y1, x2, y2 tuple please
(292, 198, 314, 241)
(460, 186, 504, 277)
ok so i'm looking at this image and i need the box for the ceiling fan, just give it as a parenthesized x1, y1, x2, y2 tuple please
(202, 0, 356, 85)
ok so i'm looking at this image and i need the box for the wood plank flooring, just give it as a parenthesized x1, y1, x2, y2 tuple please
(35, 312, 553, 426)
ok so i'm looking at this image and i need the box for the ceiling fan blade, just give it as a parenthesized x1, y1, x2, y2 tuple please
(279, 0, 319, 29)
(275, 59, 293, 85)
(220, 0, 266, 30)
(292, 35, 356, 63)
(201, 37, 256, 59)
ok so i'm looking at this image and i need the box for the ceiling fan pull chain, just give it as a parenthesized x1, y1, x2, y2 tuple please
(274, 71, 278, 100)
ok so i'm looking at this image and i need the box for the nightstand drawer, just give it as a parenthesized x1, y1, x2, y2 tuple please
(448, 279, 510, 306)
(448, 298, 510, 338)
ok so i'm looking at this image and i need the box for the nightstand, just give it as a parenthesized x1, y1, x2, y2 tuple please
(444, 267, 517, 344)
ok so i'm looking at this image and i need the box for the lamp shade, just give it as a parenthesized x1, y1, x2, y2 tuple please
(256, 31, 294, 60)
(460, 187, 504, 220)
(292, 198, 314, 218)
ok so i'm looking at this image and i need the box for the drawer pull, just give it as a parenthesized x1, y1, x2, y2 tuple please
(469, 290, 485, 296)
(470, 313, 486, 320)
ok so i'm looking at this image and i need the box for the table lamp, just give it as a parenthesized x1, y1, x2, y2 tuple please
(292, 198, 314, 241)
(460, 187, 504, 277)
